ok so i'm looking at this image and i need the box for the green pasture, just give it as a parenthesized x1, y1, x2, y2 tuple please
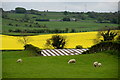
(37, 21, 118, 30)
(2, 50, 118, 78)
(2, 12, 118, 35)
(2, 18, 118, 33)
(6, 12, 65, 19)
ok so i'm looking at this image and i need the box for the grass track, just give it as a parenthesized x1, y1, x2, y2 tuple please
(2, 51, 118, 78)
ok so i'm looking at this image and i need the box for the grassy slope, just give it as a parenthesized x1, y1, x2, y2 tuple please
(2, 18, 118, 35)
(7, 12, 64, 19)
(2, 51, 118, 78)
(2, 12, 118, 35)
(37, 21, 118, 30)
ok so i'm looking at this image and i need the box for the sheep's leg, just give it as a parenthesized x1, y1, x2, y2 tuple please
(94, 65, 97, 67)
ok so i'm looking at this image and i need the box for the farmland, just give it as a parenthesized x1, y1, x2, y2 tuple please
(2, 50, 118, 78)
(1, 7, 119, 79)
(1, 31, 98, 50)
(2, 18, 118, 32)
(2, 9, 118, 35)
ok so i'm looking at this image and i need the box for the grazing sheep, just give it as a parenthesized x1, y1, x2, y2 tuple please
(98, 63, 102, 67)
(93, 61, 98, 67)
(16, 59, 22, 63)
(68, 59, 76, 64)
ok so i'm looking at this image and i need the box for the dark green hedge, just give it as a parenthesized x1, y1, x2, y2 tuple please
(62, 17, 70, 21)
(83, 41, 120, 56)
(24, 44, 43, 56)
(36, 19, 49, 21)
(15, 7, 26, 13)
(75, 45, 83, 49)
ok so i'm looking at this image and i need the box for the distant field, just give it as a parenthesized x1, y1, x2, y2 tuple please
(2, 50, 118, 78)
(2, 12, 118, 35)
(7, 12, 65, 19)
(1, 31, 98, 50)
(37, 21, 118, 30)
(2, 19, 118, 35)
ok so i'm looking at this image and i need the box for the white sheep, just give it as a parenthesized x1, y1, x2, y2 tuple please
(68, 59, 76, 64)
(98, 63, 102, 67)
(93, 61, 98, 67)
(16, 59, 22, 63)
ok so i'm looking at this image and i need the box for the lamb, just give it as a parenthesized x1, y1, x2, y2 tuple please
(98, 63, 102, 67)
(93, 61, 98, 67)
(68, 59, 76, 64)
(16, 59, 22, 63)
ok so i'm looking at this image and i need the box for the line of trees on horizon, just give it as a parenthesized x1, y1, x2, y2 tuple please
(1, 7, 119, 24)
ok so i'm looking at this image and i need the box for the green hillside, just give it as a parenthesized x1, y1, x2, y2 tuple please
(2, 50, 118, 78)
(2, 8, 118, 35)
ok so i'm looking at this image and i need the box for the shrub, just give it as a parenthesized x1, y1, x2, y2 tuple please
(8, 29, 13, 32)
(36, 19, 49, 21)
(15, 24, 19, 27)
(14, 29, 22, 33)
(15, 7, 26, 13)
(83, 41, 120, 55)
(70, 29, 76, 33)
(8, 23, 13, 26)
(24, 44, 43, 56)
(46, 35, 66, 49)
(62, 17, 70, 21)
(104, 50, 120, 56)
(75, 45, 83, 49)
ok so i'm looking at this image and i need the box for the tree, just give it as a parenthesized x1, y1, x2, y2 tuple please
(70, 29, 76, 33)
(97, 17, 103, 23)
(30, 9, 36, 14)
(75, 45, 83, 49)
(94, 29, 118, 44)
(101, 29, 117, 41)
(18, 36, 32, 45)
(2, 12, 8, 18)
(64, 11, 68, 15)
(23, 14, 30, 22)
(15, 7, 26, 13)
(0, 8, 4, 12)
(17, 32, 33, 46)
(65, 28, 69, 33)
(78, 14, 87, 20)
(45, 35, 67, 49)
(116, 35, 120, 41)
(62, 17, 70, 21)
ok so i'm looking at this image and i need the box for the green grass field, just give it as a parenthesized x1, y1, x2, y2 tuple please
(2, 18, 118, 35)
(7, 12, 65, 19)
(2, 50, 118, 78)
(2, 12, 118, 35)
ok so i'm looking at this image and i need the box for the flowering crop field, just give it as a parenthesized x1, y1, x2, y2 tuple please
(1, 31, 98, 50)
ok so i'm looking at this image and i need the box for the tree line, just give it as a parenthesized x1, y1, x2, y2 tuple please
(1, 7, 119, 24)
(8, 28, 79, 33)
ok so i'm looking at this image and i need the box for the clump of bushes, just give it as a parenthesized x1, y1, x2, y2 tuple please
(8, 23, 13, 26)
(62, 17, 70, 21)
(104, 50, 120, 56)
(82, 41, 120, 56)
(15, 7, 26, 13)
(36, 19, 49, 21)
(75, 45, 83, 49)
(24, 44, 43, 56)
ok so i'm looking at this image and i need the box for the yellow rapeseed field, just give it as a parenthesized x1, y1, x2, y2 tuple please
(0, 31, 98, 50)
